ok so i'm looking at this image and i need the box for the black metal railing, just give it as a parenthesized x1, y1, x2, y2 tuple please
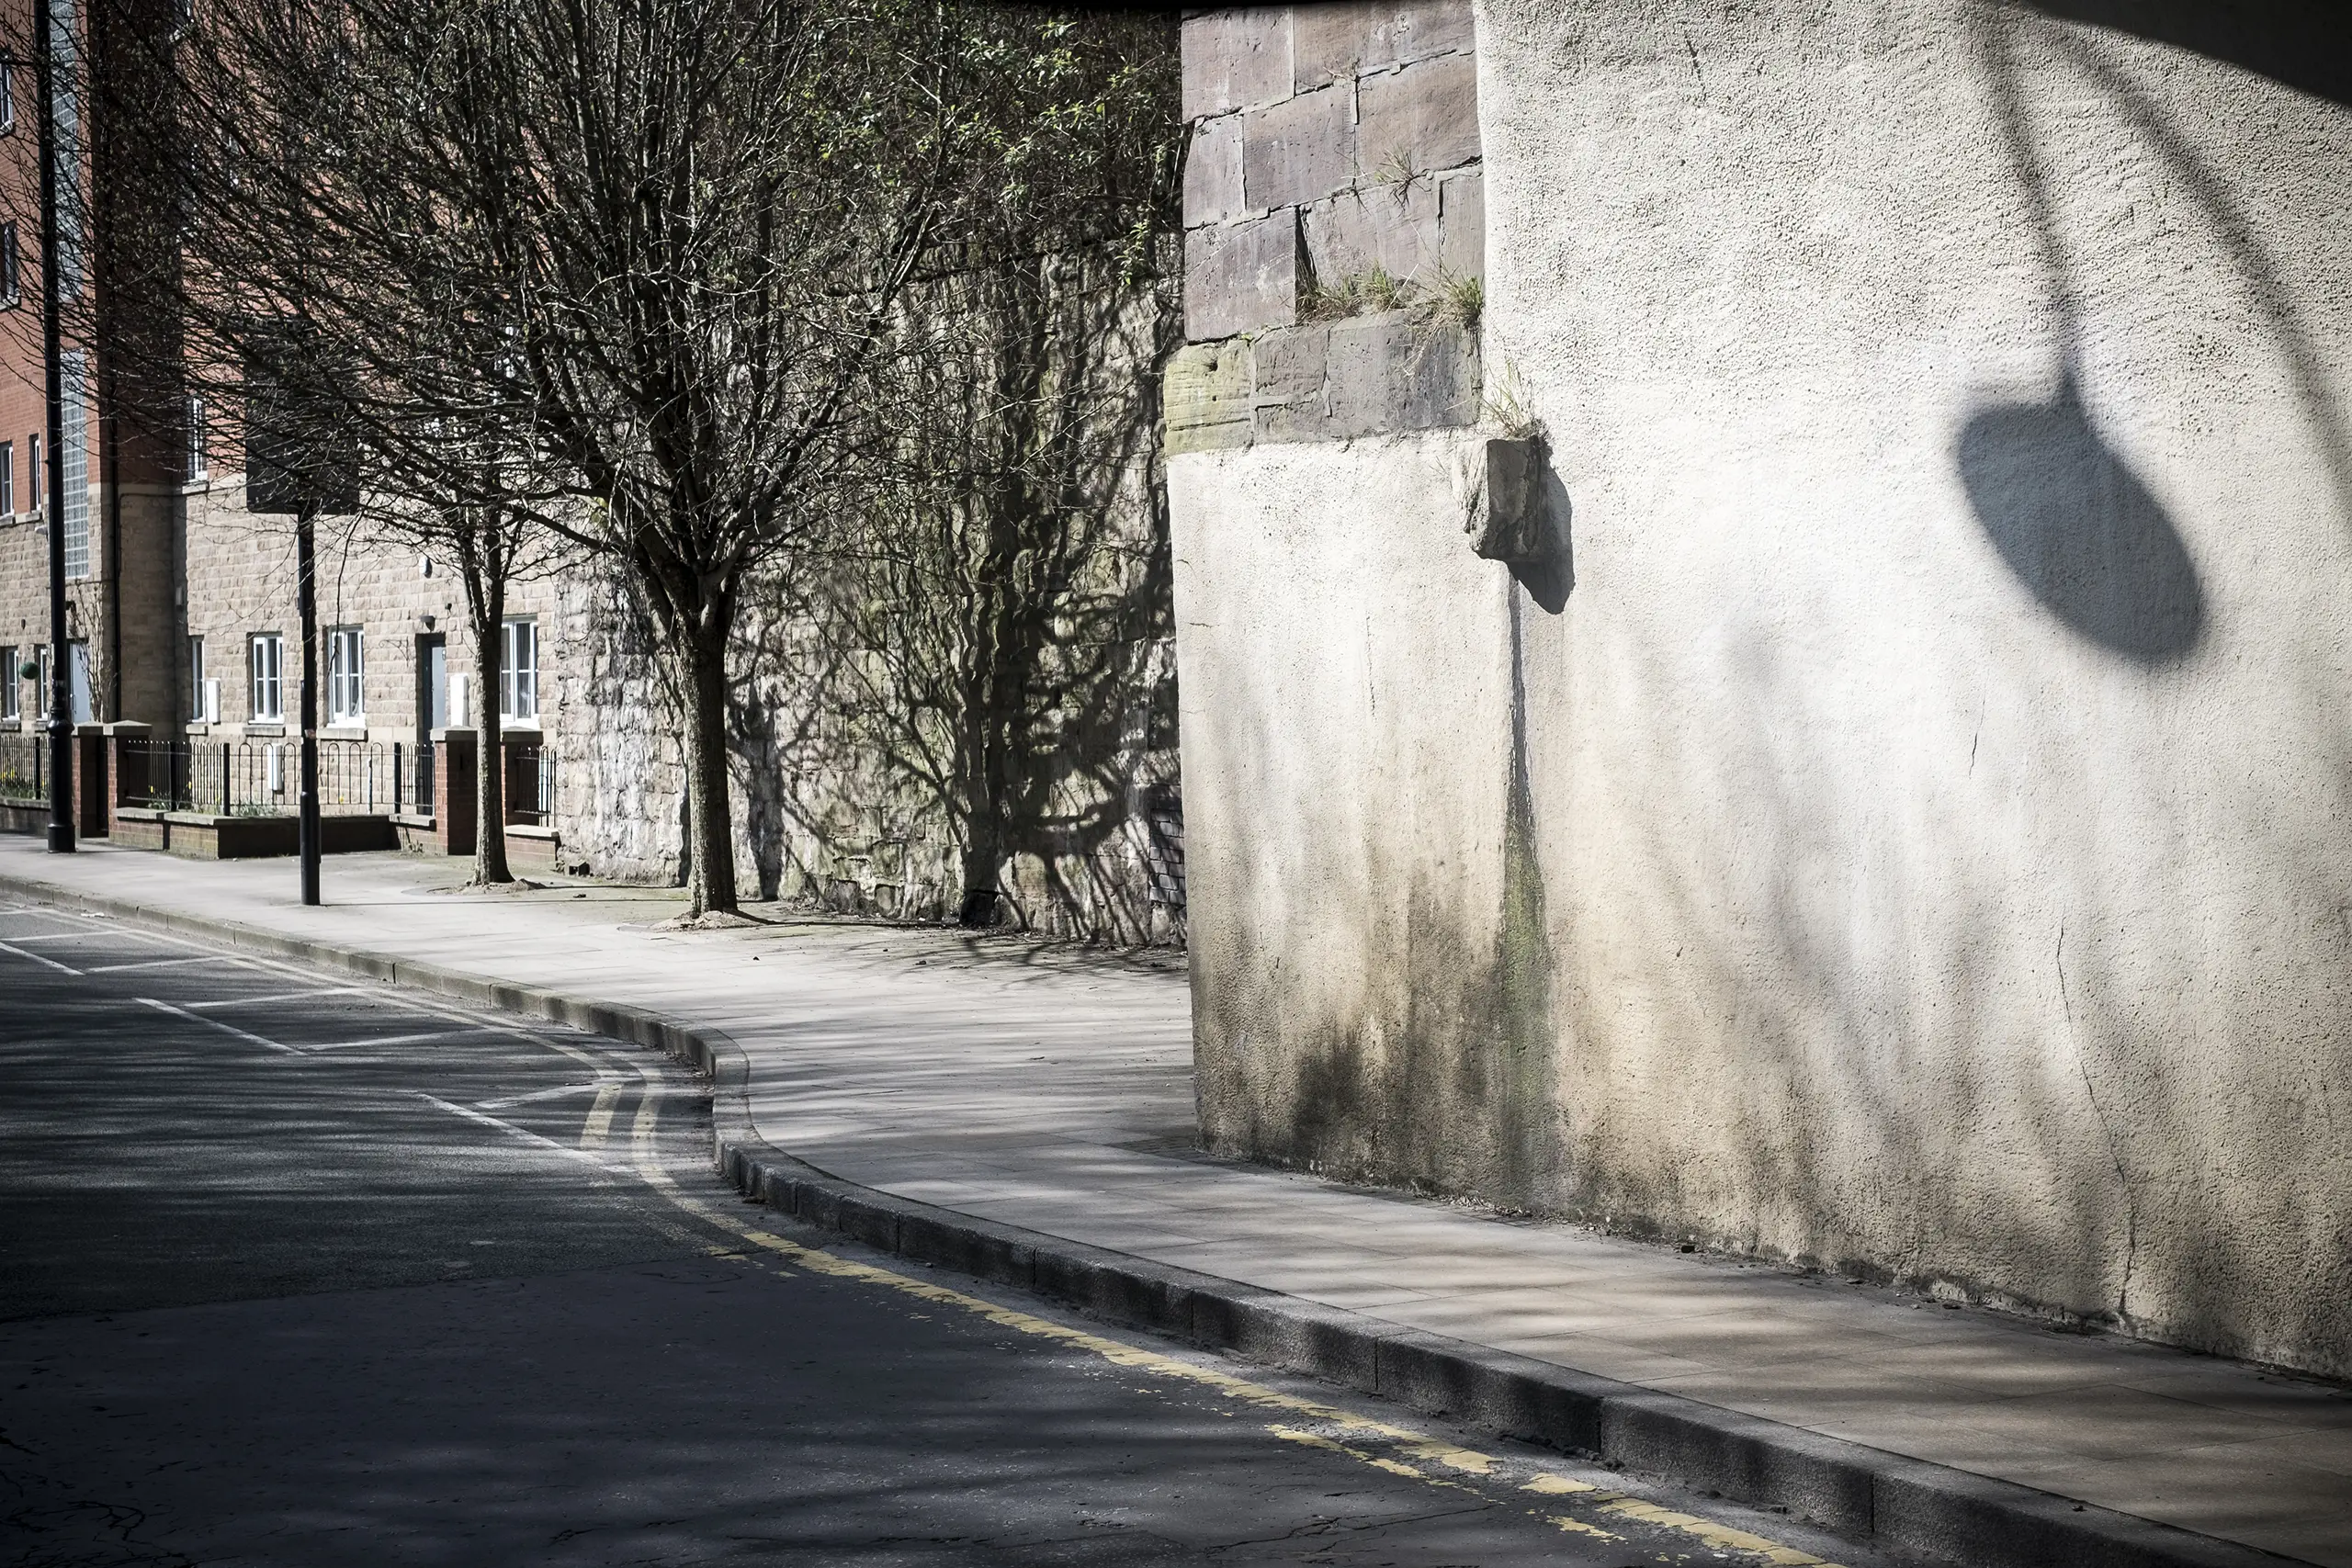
(394, 739, 435, 816)
(119, 738, 396, 818)
(503, 740, 553, 826)
(0, 731, 43, 806)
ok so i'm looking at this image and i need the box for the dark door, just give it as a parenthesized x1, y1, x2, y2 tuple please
(415, 636, 447, 813)
(419, 637, 447, 731)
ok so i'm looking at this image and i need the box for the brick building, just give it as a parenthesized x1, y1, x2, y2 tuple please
(0, 0, 176, 753)
(0, 0, 576, 860)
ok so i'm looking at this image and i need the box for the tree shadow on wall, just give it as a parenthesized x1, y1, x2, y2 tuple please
(1956, 377, 2204, 665)
(2017, 0, 2351, 110)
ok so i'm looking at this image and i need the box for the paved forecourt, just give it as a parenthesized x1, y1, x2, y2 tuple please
(0, 839, 2346, 1565)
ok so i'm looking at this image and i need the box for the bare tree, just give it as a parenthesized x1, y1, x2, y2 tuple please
(842, 251, 1178, 930)
(61, 0, 569, 884)
(83, 0, 993, 918)
(824, 14, 1182, 929)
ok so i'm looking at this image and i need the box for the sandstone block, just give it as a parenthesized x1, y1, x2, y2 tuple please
(1182, 8, 1294, 121)
(1184, 113, 1249, 225)
(1356, 52, 1481, 183)
(1163, 340, 1256, 455)
(1293, 1, 1476, 92)
(1322, 310, 1478, 438)
(1241, 85, 1357, 212)
(1302, 182, 1442, 289)
(1184, 212, 1302, 341)
(1250, 324, 1330, 443)
(1438, 167, 1485, 280)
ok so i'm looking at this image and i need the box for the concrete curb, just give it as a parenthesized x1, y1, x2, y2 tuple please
(1, 866, 2301, 1568)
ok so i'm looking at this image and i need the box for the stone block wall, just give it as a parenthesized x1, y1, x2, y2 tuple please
(1170, 3, 1484, 457)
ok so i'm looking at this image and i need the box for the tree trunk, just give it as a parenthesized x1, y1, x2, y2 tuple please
(957, 831, 1002, 927)
(459, 517, 510, 886)
(679, 626, 737, 918)
(473, 604, 510, 884)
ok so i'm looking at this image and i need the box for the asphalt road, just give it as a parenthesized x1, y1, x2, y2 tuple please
(0, 897, 1885, 1568)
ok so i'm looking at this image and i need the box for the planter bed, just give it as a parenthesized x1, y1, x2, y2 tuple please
(112, 808, 398, 860)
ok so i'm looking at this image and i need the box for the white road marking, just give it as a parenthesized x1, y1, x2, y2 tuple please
(85, 954, 248, 974)
(475, 1078, 628, 1111)
(185, 987, 369, 1010)
(408, 1091, 629, 1172)
(0, 940, 83, 975)
(135, 997, 304, 1055)
(0, 930, 130, 944)
(300, 1030, 473, 1051)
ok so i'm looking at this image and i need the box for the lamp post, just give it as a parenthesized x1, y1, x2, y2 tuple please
(35, 0, 71, 852)
(245, 334, 351, 908)
(296, 502, 319, 904)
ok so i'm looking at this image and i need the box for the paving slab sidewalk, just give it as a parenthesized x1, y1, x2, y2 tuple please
(3, 840, 2347, 1566)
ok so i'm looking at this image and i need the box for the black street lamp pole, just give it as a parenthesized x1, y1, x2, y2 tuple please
(35, 0, 71, 853)
(297, 502, 320, 905)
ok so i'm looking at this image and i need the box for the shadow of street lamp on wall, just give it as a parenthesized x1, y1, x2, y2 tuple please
(1956, 376, 2205, 667)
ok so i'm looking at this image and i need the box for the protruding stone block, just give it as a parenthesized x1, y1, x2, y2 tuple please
(1184, 211, 1302, 341)
(1181, 8, 1293, 120)
(1356, 51, 1481, 181)
(1293, 1, 1476, 92)
(1455, 434, 1552, 564)
(1241, 85, 1357, 212)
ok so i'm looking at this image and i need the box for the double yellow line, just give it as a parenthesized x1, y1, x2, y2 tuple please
(604, 1053, 1849, 1568)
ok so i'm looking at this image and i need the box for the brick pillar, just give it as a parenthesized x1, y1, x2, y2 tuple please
(102, 722, 151, 839)
(434, 728, 476, 856)
(74, 726, 106, 838)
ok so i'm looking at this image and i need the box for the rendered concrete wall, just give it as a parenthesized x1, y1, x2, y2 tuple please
(1174, 0, 2352, 1376)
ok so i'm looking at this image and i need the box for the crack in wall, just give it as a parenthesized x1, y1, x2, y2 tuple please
(2056, 922, 2137, 1323)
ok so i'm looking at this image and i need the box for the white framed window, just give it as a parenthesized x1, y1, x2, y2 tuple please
(250, 633, 283, 721)
(61, 352, 86, 578)
(34, 645, 47, 719)
(1, 441, 14, 515)
(25, 433, 38, 512)
(0, 646, 16, 719)
(187, 636, 206, 721)
(0, 60, 15, 132)
(500, 617, 537, 722)
(0, 222, 18, 307)
(185, 395, 208, 481)
(327, 626, 364, 723)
